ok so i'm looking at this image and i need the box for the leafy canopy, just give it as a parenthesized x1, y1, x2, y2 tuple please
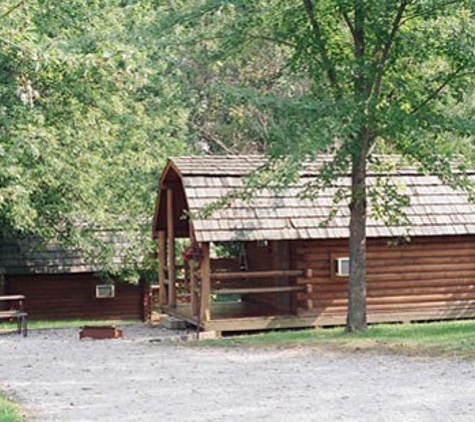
(160, 0, 475, 173)
(0, 1, 190, 280)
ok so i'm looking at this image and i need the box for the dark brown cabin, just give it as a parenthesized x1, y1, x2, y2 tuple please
(152, 155, 475, 333)
(0, 236, 149, 321)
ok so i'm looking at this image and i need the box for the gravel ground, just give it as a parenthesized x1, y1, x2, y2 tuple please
(1, 325, 475, 422)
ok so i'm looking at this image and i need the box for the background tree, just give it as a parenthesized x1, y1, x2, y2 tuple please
(159, 0, 475, 330)
(0, 1, 190, 281)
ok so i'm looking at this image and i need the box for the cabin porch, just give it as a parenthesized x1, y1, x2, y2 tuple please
(153, 162, 317, 333)
(157, 245, 317, 333)
(161, 301, 344, 332)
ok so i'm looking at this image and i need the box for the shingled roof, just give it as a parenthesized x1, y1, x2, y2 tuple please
(0, 236, 96, 275)
(153, 155, 475, 243)
(0, 231, 135, 276)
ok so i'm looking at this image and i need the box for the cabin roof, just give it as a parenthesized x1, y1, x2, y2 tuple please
(0, 236, 96, 275)
(0, 231, 134, 276)
(153, 155, 475, 243)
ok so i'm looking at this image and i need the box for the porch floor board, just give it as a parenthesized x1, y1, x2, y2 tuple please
(161, 302, 331, 333)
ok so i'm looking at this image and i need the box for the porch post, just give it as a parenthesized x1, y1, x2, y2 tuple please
(200, 242, 211, 322)
(158, 231, 167, 307)
(167, 188, 176, 307)
(271, 240, 291, 312)
(189, 228, 198, 317)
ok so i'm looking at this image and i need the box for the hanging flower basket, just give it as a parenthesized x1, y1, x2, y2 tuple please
(182, 244, 203, 269)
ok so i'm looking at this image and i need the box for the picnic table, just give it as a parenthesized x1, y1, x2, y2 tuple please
(0, 295, 27, 337)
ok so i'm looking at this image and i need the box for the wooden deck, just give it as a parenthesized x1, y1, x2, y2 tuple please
(162, 302, 344, 333)
(161, 299, 475, 333)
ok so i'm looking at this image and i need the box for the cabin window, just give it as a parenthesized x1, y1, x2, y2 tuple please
(335, 257, 350, 277)
(330, 254, 350, 279)
(95, 284, 115, 299)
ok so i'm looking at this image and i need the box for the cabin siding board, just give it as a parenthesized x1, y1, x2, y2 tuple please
(244, 242, 280, 311)
(4, 273, 146, 320)
(293, 236, 475, 322)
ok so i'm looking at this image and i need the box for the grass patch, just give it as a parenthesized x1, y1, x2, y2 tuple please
(0, 319, 140, 332)
(198, 320, 475, 359)
(0, 392, 25, 422)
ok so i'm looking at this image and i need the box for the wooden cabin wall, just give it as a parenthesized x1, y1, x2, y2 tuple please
(294, 235, 475, 324)
(245, 241, 291, 313)
(5, 273, 148, 321)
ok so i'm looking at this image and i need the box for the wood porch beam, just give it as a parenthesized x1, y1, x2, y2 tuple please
(209, 269, 305, 280)
(158, 231, 167, 307)
(211, 286, 305, 295)
(189, 226, 199, 317)
(167, 188, 176, 307)
(271, 240, 291, 312)
(200, 242, 211, 322)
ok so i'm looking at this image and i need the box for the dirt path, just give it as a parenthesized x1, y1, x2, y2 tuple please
(1, 326, 475, 421)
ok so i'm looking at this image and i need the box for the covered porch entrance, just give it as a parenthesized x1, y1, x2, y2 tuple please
(152, 159, 314, 333)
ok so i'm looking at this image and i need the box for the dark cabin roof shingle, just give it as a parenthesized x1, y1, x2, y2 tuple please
(0, 231, 135, 276)
(0, 238, 97, 275)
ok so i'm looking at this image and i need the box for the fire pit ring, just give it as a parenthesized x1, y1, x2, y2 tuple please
(79, 325, 123, 340)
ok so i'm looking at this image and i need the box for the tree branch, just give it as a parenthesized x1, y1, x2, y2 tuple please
(302, 0, 341, 98)
(343, 12, 357, 45)
(399, 0, 460, 26)
(371, 1, 409, 102)
(353, 1, 371, 103)
(353, 2, 366, 61)
(0, 0, 24, 20)
(411, 66, 467, 115)
(196, 128, 236, 154)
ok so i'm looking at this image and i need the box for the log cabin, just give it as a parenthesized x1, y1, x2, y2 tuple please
(152, 155, 475, 333)
(0, 235, 150, 321)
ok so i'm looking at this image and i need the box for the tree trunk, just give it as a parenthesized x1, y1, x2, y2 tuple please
(346, 146, 368, 332)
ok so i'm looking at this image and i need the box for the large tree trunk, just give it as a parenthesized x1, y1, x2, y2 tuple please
(346, 147, 368, 332)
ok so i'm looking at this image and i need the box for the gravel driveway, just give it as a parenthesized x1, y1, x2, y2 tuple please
(1, 325, 475, 422)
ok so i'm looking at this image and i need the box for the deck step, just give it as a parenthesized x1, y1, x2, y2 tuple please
(160, 316, 188, 330)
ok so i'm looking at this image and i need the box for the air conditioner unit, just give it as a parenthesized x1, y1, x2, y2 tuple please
(95, 284, 115, 299)
(336, 257, 350, 277)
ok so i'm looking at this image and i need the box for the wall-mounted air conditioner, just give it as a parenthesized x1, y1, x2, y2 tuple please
(95, 284, 115, 299)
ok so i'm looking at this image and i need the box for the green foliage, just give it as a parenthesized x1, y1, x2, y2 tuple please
(0, 392, 25, 422)
(159, 0, 475, 179)
(156, 1, 475, 232)
(0, 1, 191, 279)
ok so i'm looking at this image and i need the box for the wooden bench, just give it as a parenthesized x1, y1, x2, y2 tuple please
(0, 295, 27, 337)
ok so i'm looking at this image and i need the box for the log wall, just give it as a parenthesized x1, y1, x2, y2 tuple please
(294, 235, 475, 324)
(4, 273, 148, 320)
(245, 241, 284, 312)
